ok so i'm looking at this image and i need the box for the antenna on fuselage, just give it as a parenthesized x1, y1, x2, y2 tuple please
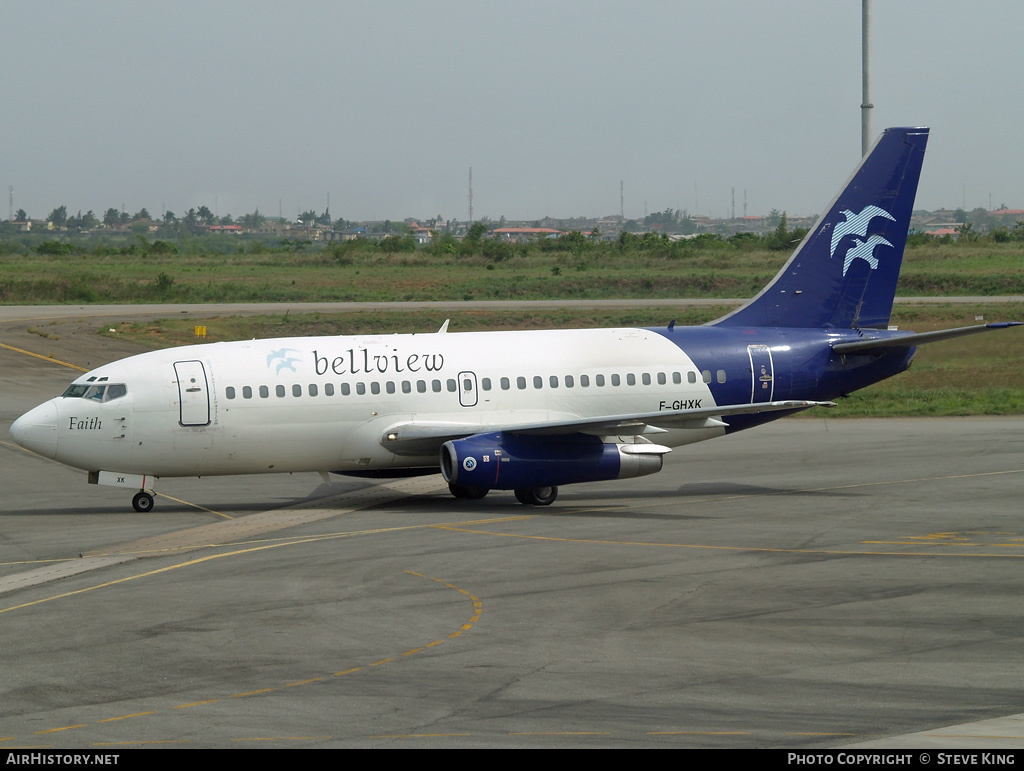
(667, 320, 675, 331)
(438, 319, 450, 333)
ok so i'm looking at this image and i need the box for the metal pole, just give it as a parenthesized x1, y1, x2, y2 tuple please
(861, 0, 873, 156)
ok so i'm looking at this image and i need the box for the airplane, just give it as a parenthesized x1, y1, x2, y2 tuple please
(10, 127, 1021, 512)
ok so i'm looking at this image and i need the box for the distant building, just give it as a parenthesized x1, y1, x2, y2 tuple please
(492, 227, 563, 242)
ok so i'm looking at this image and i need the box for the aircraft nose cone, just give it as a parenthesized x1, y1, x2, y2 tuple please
(10, 401, 59, 459)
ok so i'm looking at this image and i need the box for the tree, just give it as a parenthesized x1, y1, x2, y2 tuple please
(766, 211, 791, 250)
(163, 210, 177, 223)
(133, 207, 151, 221)
(464, 222, 488, 243)
(196, 206, 215, 226)
(48, 205, 68, 227)
(379, 235, 416, 253)
(103, 208, 121, 227)
(241, 209, 265, 229)
(956, 222, 977, 242)
(15, 208, 27, 222)
(67, 210, 99, 231)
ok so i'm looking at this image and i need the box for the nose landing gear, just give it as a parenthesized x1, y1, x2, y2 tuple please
(132, 491, 155, 512)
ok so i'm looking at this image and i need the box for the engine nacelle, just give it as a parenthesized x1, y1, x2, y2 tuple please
(440, 431, 667, 491)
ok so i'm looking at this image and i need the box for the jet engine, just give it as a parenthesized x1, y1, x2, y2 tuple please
(440, 431, 668, 504)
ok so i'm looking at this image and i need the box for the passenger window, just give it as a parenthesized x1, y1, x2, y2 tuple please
(627, 373, 636, 386)
(226, 387, 236, 400)
(702, 370, 712, 384)
(644, 373, 653, 386)
(418, 380, 427, 393)
(463, 378, 474, 391)
(717, 370, 727, 383)
(402, 380, 411, 393)
(533, 376, 543, 389)
(370, 382, 380, 395)
(276, 385, 286, 397)
(446, 379, 456, 392)
(687, 371, 696, 384)
(549, 375, 558, 388)
(431, 380, 440, 393)
(386, 381, 395, 394)
(565, 375, 574, 388)
(341, 383, 351, 396)
(291, 384, 301, 397)
(580, 374, 590, 387)
(259, 385, 269, 398)
(501, 377, 510, 390)
(596, 374, 605, 386)
(309, 384, 318, 396)
(356, 383, 366, 395)
(242, 386, 252, 399)
(611, 374, 621, 386)
(517, 376, 526, 390)
(324, 383, 334, 396)
(481, 378, 491, 391)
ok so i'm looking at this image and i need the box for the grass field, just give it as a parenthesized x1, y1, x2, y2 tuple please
(101, 302, 1024, 417)
(6, 234, 1021, 416)
(2, 239, 1023, 304)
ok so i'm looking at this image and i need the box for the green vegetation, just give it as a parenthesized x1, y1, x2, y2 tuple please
(1, 230, 1022, 304)
(5, 222, 1023, 416)
(102, 302, 1024, 417)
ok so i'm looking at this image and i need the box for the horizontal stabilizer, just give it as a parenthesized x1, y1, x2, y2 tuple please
(832, 322, 1022, 354)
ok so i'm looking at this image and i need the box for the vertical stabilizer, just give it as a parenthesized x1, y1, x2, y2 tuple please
(714, 127, 929, 330)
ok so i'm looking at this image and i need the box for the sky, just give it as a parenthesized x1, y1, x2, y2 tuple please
(2, 1, 1021, 223)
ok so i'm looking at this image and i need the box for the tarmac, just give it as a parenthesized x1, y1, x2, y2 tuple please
(1, 306, 1023, 748)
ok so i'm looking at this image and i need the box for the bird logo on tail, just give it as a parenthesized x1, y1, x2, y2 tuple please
(830, 205, 897, 276)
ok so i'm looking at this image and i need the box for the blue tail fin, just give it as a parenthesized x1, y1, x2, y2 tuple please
(714, 127, 929, 330)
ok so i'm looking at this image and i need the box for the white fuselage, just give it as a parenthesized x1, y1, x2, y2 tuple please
(16, 328, 723, 480)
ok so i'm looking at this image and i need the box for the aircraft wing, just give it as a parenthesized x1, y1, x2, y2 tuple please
(380, 399, 834, 456)
(832, 322, 1021, 354)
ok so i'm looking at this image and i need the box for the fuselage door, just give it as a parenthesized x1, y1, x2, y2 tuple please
(747, 345, 774, 403)
(458, 370, 478, 408)
(174, 360, 211, 426)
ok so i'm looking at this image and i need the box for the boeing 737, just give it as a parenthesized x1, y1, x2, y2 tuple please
(10, 127, 1021, 511)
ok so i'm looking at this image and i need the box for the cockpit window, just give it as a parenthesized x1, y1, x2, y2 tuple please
(62, 384, 90, 398)
(61, 383, 127, 401)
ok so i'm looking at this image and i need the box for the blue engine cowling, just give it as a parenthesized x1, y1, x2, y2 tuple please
(440, 431, 666, 491)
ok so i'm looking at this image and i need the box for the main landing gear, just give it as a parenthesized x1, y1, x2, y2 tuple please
(447, 483, 559, 505)
(132, 491, 155, 512)
(514, 486, 558, 506)
(448, 483, 489, 499)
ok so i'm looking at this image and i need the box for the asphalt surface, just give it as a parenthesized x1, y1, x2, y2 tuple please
(2, 307, 1024, 749)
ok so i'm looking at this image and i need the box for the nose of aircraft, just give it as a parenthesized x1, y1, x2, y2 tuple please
(10, 401, 59, 459)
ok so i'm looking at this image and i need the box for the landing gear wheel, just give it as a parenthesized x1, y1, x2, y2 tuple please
(514, 486, 558, 506)
(448, 483, 488, 500)
(132, 491, 155, 513)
